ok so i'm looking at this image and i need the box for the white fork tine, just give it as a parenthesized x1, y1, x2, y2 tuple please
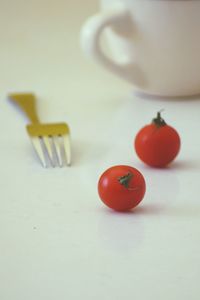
(9, 93, 72, 168)
(43, 136, 55, 167)
(31, 137, 47, 168)
(63, 135, 71, 166)
(53, 136, 63, 167)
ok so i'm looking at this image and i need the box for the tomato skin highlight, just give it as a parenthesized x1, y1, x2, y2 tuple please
(135, 115, 181, 168)
(98, 165, 146, 212)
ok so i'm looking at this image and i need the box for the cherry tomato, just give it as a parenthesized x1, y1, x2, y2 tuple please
(98, 165, 146, 212)
(134, 112, 181, 168)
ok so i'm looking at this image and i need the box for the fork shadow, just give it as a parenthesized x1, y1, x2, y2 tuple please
(71, 139, 109, 166)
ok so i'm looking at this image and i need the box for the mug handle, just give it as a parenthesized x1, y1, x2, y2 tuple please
(80, 4, 142, 85)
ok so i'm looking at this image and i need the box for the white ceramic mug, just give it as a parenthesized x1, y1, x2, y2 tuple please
(81, 0, 200, 97)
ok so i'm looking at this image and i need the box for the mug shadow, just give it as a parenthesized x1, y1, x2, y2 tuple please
(134, 91, 200, 102)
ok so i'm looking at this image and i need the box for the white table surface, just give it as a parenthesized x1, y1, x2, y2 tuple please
(1, 1, 200, 299)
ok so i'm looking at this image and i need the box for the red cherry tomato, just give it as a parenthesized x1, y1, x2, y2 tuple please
(134, 112, 181, 168)
(98, 165, 146, 212)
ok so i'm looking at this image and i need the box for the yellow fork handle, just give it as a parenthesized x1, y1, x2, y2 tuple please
(8, 93, 40, 124)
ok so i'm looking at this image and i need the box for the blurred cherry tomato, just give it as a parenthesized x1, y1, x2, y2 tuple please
(98, 165, 146, 211)
(134, 112, 181, 168)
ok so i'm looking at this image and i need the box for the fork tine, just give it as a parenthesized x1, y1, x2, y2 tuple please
(53, 136, 63, 167)
(43, 136, 55, 167)
(31, 137, 47, 168)
(63, 135, 71, 166)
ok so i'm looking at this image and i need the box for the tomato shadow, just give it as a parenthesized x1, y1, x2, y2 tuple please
(165, 204, 200, 218)
(100, 203, 165, 216)
(137, 159, 200, 172)
(133, 203, 165, 215)
(133, 203, 200, 218)
(167, 160, 200, 171)
(105, 201, 200, 218)
(134, 200, 200, 219)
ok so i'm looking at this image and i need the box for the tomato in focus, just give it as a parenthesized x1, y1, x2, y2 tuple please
(134, 112, 181, 168)
(98, 165, 146, 211)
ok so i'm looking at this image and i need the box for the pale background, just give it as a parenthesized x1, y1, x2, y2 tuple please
(0, 0, 200, 299)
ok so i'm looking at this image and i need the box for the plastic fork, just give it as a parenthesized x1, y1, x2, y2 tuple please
(9, 93, 71, 168)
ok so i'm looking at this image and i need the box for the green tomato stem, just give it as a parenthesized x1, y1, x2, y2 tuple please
(118, 172, 133, 189)
(152, 111, 166, 128)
